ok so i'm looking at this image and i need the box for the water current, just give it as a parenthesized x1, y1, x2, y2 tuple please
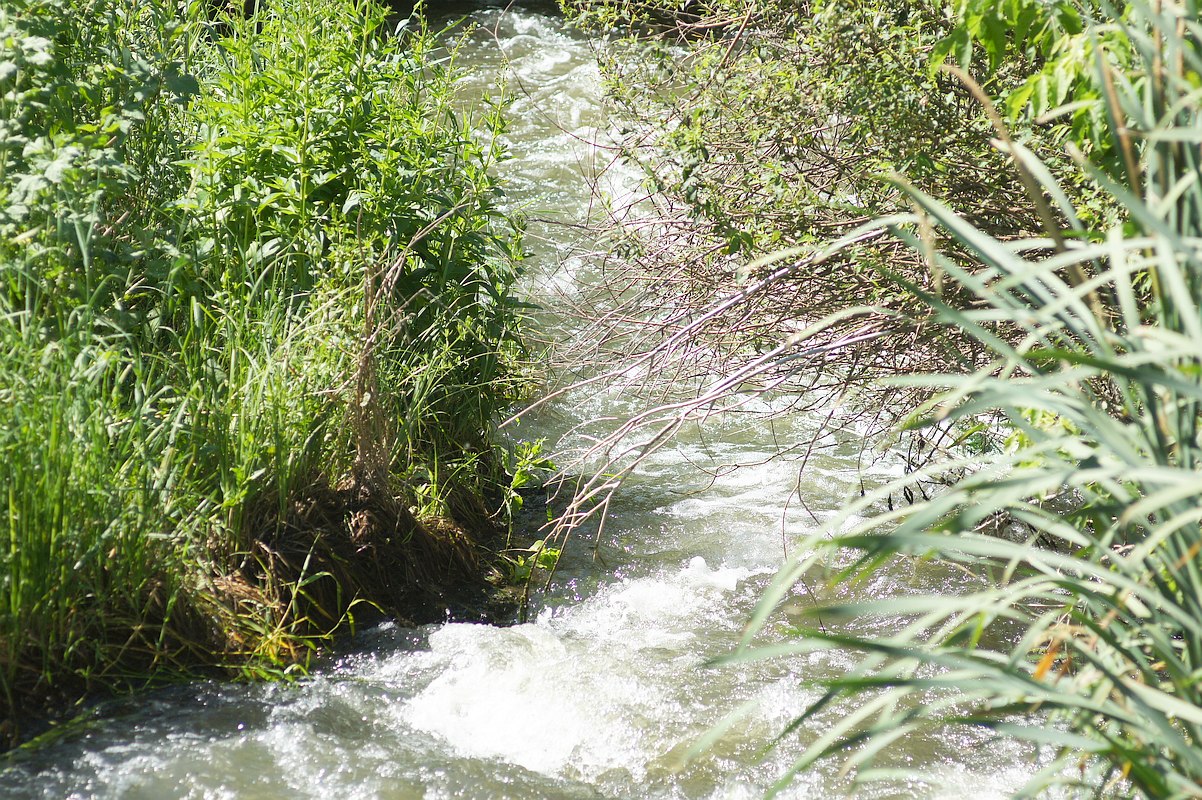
(0, 5, 1042, 797)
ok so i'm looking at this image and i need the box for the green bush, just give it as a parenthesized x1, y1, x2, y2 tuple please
(0, 0, 525, 734)
(559, 0, 1104, 438)
(0, 0, 194, 326)
(729, 1, 1202, 795)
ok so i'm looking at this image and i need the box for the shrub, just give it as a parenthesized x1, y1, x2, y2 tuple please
(560, 0, 1088, 406)
(0, 0, 525, 738)
(730, 1, 1202, 795)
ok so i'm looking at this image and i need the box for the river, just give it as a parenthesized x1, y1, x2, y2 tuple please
(0, 4, 1040, 797)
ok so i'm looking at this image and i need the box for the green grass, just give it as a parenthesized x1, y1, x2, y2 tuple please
(724, 1, 1202, 796)
(0, 0, 526, 738)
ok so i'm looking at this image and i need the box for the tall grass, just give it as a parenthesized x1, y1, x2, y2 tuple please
(0, 0, 525, 737)
(731, 1, 1202, 795)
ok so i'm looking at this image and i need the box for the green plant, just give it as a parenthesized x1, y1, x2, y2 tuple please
(728, 1, 1202, 795)
(557, 0, 1105, 475)
(0, 0, 211, 727)
(0, 0, 198, 325)
(0, 0, 526, 741)
(498, 438, 556, 524)
(504, 539, 562, 585)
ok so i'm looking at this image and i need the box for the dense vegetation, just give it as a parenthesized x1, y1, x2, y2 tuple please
(565, 0, 1202, 795)
(0, 0, 526, 743)
(564, 0, 1087, 416)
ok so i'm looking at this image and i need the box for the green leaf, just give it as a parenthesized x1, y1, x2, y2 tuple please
(164, 65, 199, 101)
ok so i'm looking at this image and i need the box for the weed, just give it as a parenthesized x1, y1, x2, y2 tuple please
(0, 0, 526, 742)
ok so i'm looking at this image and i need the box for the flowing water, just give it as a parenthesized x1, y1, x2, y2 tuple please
(0, 5, 1042, 798)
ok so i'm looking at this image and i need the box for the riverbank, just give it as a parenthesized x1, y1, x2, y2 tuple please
(0, 0, 529, 746)
(561, 0, 1202, 793)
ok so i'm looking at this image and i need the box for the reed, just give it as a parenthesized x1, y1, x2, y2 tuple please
(732, 1, 1202, 795)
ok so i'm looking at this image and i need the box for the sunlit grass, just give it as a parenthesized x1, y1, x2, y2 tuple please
(0, 0, 526, 736)
(734, 1, 1202, 796)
